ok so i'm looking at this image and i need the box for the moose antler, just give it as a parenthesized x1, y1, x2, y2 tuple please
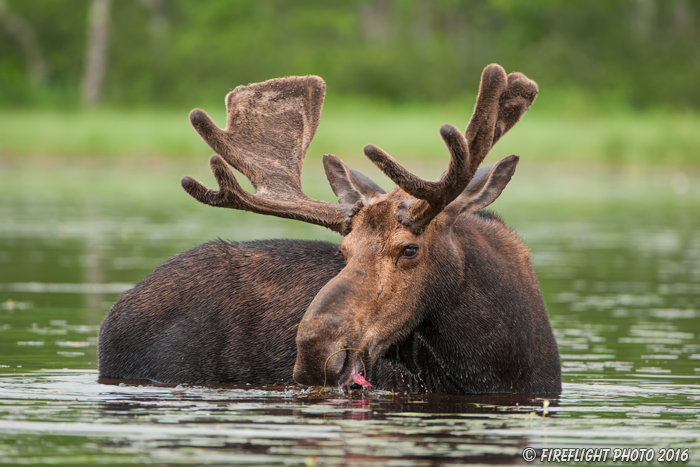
(181, 76, 349, 232)
(364, 64, 538, 233)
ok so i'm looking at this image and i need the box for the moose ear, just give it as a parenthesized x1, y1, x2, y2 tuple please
(323, 154, 386, 205)
(444, 154, 519, 216)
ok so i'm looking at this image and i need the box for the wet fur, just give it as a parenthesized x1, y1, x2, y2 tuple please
(99, 65, 561, 395)
(99, 240, 343, 385)
(99, 211, 560, 394)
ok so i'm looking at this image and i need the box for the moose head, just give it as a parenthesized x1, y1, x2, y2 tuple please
(181, 64, 549, 391)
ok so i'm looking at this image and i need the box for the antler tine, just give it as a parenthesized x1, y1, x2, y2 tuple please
(364, 122, 469, 206)
(464, 63, 508, 173)
(492, 72, 539, 146)
(181, 155, 347, 230)
(363, 64, 536, 233)
(182, 76, 348, 232)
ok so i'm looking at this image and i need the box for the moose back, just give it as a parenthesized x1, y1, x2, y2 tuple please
(98, 64, 561, 394)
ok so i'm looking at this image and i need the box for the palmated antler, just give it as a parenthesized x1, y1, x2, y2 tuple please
(181, 76, 349, 232)
(364, 64, 538, 233)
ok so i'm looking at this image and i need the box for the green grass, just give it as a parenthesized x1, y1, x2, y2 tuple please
(1, 103, 699, 166)
(0, 109, 207, 159)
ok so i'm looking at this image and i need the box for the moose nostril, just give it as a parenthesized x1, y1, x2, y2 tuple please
(294, 345, 350, 387)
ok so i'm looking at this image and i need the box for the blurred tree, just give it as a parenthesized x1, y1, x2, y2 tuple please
(0, 0, 697, 111)
(0, 0, 47, 85)
(81, 0, 112, 107)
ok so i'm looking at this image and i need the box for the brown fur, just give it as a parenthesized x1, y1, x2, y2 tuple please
(98, 64, 561, 394)
(293, 193, 560, 393)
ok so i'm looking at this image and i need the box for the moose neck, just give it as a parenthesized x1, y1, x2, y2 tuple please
(384, 212, 547, 394)
(294, 204, 558, 394)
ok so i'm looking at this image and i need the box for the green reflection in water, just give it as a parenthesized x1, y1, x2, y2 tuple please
(0, 163, 698, 465)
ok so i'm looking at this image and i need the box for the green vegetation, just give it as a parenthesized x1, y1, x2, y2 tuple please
(2, 105, 699, 165)
(0, 1, 698, 164)
(2, 1, 699, 110)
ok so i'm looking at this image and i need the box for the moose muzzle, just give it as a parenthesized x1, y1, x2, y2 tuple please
(293, 274, 367, 387)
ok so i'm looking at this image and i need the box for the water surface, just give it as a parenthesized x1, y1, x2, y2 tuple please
(1, 163, 698, 465)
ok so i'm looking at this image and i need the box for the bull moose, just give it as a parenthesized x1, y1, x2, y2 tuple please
(98, 64, 561, 394)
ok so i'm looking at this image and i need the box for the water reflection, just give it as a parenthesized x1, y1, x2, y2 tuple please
(1, 370, 698, 465)
(83, 203, 105, 315)
(0, 165, 699, 464)
(0, 371, 556, 465)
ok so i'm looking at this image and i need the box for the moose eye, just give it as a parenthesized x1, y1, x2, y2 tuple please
(400, 246, 419, 258)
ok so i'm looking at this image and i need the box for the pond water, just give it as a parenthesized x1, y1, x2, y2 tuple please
(0, 163, 699, 465)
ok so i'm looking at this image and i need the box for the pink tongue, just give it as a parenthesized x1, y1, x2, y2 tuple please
(352, 373, 372, 387)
